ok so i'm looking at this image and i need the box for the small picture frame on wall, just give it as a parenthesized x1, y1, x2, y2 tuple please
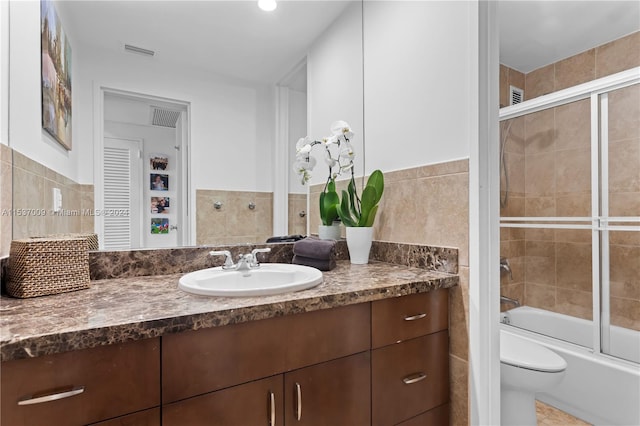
(150, 154, 169, 171)
(150, 197, 170, 214)
(151, 218, 169, 234)
(150, 173, 169, 191)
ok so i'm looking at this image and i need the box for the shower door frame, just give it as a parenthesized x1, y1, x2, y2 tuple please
(499, 66, 640, 362)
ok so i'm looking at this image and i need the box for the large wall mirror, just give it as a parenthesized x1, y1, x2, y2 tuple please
(9, 0, 364, 250)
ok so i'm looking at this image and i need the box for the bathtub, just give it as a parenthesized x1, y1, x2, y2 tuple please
(500, 306, 640, 426)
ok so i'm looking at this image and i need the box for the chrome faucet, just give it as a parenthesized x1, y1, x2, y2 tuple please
(210, 250, 234, 269)
(500, 295, 521, 308)
(500, 256, 513, 280)
(209, 247, 272, 272)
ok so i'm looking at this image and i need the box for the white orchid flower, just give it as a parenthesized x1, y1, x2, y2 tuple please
(304, 156, 317, 169)
(322, 135, 339, 146)
(324, 152, 337, 168)
(340, 163, 354, 172)
(330, 120, 354, 141)
(296, 136, 313, 155)
(339, 141, 355, 161)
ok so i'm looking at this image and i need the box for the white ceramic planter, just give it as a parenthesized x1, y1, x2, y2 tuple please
(318, 223, 341, 240)
(345, 227, 373, 264)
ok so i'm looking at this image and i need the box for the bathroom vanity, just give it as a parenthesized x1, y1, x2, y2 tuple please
(0, 257, 457, 426)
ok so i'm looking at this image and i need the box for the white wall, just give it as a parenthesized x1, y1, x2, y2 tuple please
(307, 1, 364, 187)
(76, 45, 274, 192)
(8, 0, 81, 179)
(1, 0, 9, 146)
(288, 89, 307, 194)
(7, 0, 276, 193)
(362, 1, 474, 174)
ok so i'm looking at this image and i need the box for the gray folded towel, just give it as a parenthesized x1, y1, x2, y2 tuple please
(293, 237, 336, 260)
(292, 255, 336, 271)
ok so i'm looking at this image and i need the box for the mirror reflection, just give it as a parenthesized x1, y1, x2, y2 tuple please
(9, 0, 364, 250)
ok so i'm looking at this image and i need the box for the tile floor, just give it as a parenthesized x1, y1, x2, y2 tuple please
(536, 401, 592, 426)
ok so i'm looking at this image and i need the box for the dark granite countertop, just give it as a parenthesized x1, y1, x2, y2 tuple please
(0, 260, 458, 362)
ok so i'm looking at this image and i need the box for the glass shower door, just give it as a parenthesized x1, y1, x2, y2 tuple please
(600, 83, 640, 363)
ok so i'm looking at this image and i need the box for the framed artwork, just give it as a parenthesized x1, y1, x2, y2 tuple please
(150, 154, 169, 170)
(41, 0, 72, 150)
(151, 197, 170, 214)
(151, 218, 169, 234)
(150, 173, 169, 191)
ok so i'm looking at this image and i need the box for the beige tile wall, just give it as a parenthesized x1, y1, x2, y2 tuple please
(525, 32, 639, 100)
(1, 144, 12, 257)
(499, 64, 525, 108)
(9, 150, 89, 244)
(500, 32, 640, 331)
(288, 193, 307, 236)
(310, 159, 470, 426)
(196, 189, 273, 245)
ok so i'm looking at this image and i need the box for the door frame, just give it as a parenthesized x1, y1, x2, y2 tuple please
(93, 85, 192, 248)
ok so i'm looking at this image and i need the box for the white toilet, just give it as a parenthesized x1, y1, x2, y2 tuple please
(500, 330, 567, 426)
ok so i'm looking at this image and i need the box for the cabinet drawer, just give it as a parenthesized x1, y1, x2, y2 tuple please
(162, 303, 370, 403)
(372, 331, 449, 426)
(0, 338, 160, 426)
(396, 404, 449, 426)
(372, 289, 448, 349)
(163, 375, 283, 426)
(89, 407, 160, 426)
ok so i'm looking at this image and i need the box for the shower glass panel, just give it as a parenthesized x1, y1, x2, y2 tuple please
(500, 69, 639, 363)
(600, 83, 640, 363)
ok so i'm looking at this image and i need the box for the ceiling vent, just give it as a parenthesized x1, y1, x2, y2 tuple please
(124, 44, 155, 57)
(510, 85, 524, 105)
(150, 107, 181, 128)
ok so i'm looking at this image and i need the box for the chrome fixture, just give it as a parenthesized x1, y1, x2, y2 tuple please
(210, 250, 234, 269)
(500, 256, 513, 280)
(500, 295, 521, 308)
(209, 248, 272, 273)
(299, 210, 306, 218)
(248, 202, 256, 210)
(214, 201, 223, 210)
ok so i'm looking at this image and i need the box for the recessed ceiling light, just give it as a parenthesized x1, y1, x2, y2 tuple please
(258, 0, 277, 12)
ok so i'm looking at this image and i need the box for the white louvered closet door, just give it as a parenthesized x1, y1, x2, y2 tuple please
(103, 137, 142, 249)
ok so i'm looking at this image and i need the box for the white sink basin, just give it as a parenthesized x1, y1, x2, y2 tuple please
(178, 263, 323, 297)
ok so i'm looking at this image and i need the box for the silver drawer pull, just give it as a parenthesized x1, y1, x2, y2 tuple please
(268, 390, 276, 426)
(295, 382, 302, 421)
(402, 372, 427, 385)
(18, 386, 85, 405)
(404, 313, 427, 321)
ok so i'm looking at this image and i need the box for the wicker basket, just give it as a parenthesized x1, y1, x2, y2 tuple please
(45, 233, 99, 251)
(7, 236, 91, 298)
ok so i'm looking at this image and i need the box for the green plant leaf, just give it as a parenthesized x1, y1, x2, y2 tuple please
(358, 186, 378, 226)
(347, 179, 360, 219)
(337, 190, 358, 227)
(322, 191, 339, 225)
(363, 204, 378, 227)
(366, 170, 384, 204)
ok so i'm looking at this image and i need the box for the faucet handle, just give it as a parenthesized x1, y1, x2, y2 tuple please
(210, 250, 234, 269)
(250, 247, 271, 267)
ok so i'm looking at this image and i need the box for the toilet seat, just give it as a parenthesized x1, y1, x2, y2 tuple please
(501, 330, 567, 372)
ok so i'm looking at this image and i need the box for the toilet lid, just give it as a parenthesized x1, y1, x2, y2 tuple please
(500, 330, 567, 372)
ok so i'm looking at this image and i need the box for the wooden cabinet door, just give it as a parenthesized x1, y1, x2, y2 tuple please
(284, 352, 371, 426)
(162, 375, 283, 426)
